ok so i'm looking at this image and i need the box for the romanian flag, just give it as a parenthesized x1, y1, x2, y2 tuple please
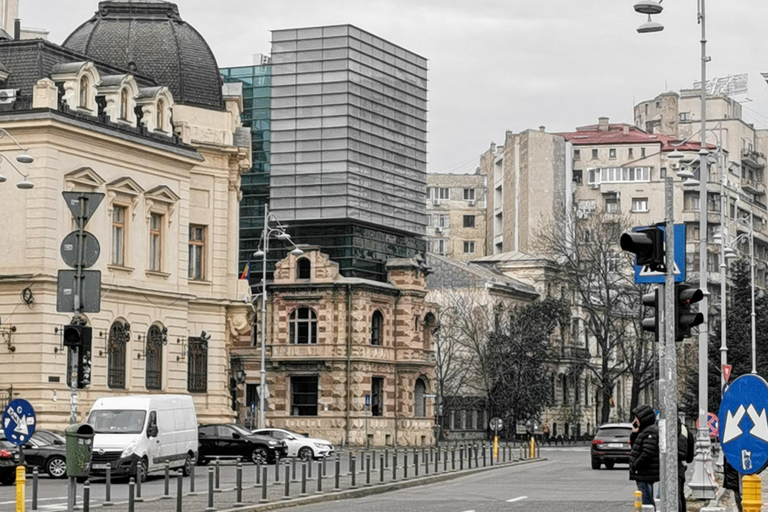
(240, 255, 251, 280)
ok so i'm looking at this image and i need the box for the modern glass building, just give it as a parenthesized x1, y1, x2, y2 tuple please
(221, 62, 272, 274)
(268, 25, 428, 281)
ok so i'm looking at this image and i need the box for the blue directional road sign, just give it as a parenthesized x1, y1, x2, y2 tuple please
(365, 394, 370, 408)
(718, 374, 768, 474)
(633, 224, 686, 284)
(2, 399, 36, 445)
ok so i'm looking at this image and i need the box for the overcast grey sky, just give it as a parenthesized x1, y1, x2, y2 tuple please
(23, 0, 768, 173)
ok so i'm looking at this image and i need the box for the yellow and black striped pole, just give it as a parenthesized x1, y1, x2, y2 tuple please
(15, 466, 25, 512)
(742, 474, 762, 512)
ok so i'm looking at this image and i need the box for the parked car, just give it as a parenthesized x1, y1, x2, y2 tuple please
(198, 424, 286, 465)
(87, 395, 198, 481)
(591, 422, 633, 469)
(0, 438, 19, 485)
(252, 428, 334, 461)
(8, 431, 68, 479)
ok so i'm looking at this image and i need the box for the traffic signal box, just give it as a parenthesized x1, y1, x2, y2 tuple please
(641, 288, 660, 341)
(63, 323, 92, 389)
(620, 226, 665, 271)
(675, 283, 704, 342)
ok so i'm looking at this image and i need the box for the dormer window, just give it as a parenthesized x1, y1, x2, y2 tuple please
(79, 76, 89, 108)
(156, 99, 165, 131)
(120, 88, 129, 120)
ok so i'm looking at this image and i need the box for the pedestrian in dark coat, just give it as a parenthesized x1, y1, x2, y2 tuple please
(629, 405, 660, 508)
(677, 420, 695, 512)
(724, 458, 742, 512)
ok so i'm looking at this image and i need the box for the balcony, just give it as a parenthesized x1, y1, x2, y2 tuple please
(561, 345, 591, 360)
(742, 149, 766, 169)
(742, 176, 766, 196)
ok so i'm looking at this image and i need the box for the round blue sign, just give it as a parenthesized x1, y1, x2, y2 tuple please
(2, 399, 36, 446)
(719, 374, 768, 474)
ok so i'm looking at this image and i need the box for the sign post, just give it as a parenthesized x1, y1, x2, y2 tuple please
(490, 417, 502, 460)
(59, 192, 103, 512)
(365, 394, 370, 449)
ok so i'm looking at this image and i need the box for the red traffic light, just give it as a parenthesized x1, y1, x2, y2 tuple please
(675, 283, 704, 341)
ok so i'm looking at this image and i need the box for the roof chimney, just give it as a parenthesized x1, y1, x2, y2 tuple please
(622, 125, 630, 135)
(13, 19, 20, 41)
(598, 117, 609, 132)
(539, 126, 546, 132)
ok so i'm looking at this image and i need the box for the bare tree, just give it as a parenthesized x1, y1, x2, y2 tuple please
(536, 209, 657, 424)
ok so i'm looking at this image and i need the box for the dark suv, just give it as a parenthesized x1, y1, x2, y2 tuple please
(591, 423, 633, 469)
(198, 424, 286, 465)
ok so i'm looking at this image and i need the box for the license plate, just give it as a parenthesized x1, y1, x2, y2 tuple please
(607, 443, 623, 448)
(92, 464, 109, 470)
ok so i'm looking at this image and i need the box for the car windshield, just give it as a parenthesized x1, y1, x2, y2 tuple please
(88, 410, 147, 434)
(596, 427, 632, 440)
(33, 431, 60, 445)
(0, 439, 15, 449)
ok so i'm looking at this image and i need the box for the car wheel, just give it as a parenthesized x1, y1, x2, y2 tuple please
(298, 447, 314, 462)
(136, 457, 148, 482)
(591, 458, 601, 470)
(46, 456, 67, 479)
(604, 461, 615, 470)
(251, 446, 268, 465)
(0, 471, 14, 485)
(182, 456, 193, 476)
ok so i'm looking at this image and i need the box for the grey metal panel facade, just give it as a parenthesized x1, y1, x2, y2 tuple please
(269, 25, 428, 236)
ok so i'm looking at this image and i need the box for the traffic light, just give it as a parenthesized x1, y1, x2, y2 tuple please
(62, 323, 84, 348)
(620, 226, 665, 271)
(641, 288, 660, 341)
(675, 283, 704, 341)
(76, 331, 92, 389)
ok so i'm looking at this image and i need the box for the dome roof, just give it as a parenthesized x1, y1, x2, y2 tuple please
(63, 0, 224, 110)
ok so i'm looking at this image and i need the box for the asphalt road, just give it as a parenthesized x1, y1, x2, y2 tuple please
(0, 446, 636, 511)
(285, 446, 637, 512)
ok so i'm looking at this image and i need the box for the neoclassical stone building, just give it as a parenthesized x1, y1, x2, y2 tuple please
(233, 247, 437, 447)
(0, 0, 251, 427)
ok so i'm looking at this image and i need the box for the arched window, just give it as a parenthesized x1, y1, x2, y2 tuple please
(119, 88, 129, 120)
(108, 321, 130, 389)
(414, 377, 426, 417)
(297, 258, 311, 280)
(289, 307, 317, 344)
(79, 75, 89, 108)
(156, 99, 165, 130)
(370, 310, 383, 346)
(423, 312, 437, 348)
(187, 336, 208, 393)
(145, 325, 164, 390)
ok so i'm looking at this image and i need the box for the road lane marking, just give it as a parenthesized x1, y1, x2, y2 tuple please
(506, 496, 528, 503)
(0, 496, 68, 505)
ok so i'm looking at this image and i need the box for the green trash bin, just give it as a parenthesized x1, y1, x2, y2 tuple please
(65, 423, 94, 478)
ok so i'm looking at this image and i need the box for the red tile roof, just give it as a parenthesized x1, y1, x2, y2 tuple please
(559, 124, 713, 152)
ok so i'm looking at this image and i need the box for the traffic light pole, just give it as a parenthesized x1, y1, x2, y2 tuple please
(659, 176, 678, 512)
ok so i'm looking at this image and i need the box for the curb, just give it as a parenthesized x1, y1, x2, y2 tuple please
(217, 457, 548, 512)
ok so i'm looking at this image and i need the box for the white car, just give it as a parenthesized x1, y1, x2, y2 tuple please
(252, 428, 334, 461)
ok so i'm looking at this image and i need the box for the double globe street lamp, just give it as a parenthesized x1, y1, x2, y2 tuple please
(0, 128, 35, 189)
(252, 204, 303, 429)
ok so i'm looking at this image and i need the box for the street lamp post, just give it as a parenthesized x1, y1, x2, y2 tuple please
(253, 204, 303, 429)
(0, 128, 35, 189)
(634, 0, 719, 501)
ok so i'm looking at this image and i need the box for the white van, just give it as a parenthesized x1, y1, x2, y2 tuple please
(86, 395, 197, 480)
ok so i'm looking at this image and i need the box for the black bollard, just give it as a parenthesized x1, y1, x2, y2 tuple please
(334, 455, 341, 491)
(365, 455, 371, 486)
(308, 456, 313, 479)
(393, 452, 397, 481)
(380, 454, 385, 483)
(475, 444, 479, 467)
(404, 451, 408, 479)
(425, 449, 429, 475)
(136, 464, 143, 502)
(189, 461, 196, 494)
(31, 467, 38, 511)
(83, 481, 90, 512)
(460, 446, 464, 470)
(176, 471, 184, 512)
(372, 449, 376, 471)
(260, 466, 268, 503)
(235, 461, 244, 506)
(415, 450, 419, 477)
(282, 463, 290, 500)
(316, 461, 323, 494)
(444, 449, 448, 472)
(102, 464, 113, 506)
(435, 448, 439, 473)
(300, 461, 307, 496)
(385, 448, 389, 469)
(128, 478, 135, 512)
(214, 458, 221, 492)
(350, 455, 357, 488)
(347, 451, 353, 476)
(162, 461, 171, 499)
(452, 448, 455, 471)
(291, 457, 297, 482)
(322, 455, 327, 477)
(205, 466, 215, 512)
(483, 445, 487, 467)
(275, 458, 280, 484)
(255, 461, 261, 487)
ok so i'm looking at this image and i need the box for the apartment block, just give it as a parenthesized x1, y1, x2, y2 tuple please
(426, 173, 487, 259)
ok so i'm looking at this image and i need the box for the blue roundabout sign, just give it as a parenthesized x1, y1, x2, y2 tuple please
(719, 374, 768, 474)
